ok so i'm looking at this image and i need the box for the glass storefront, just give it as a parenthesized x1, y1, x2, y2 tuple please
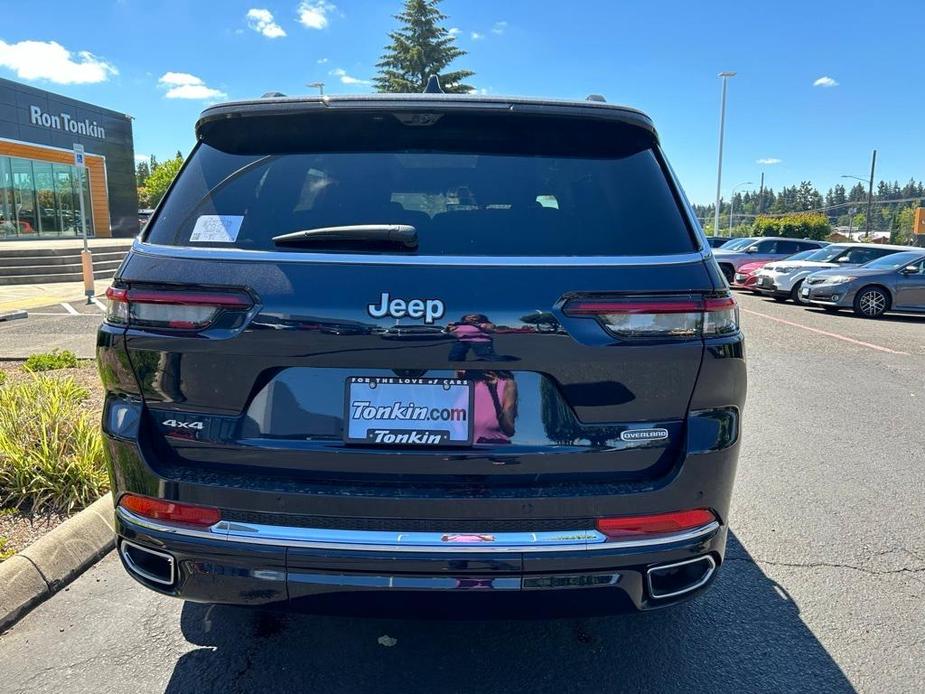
(0, 156, 92, 240)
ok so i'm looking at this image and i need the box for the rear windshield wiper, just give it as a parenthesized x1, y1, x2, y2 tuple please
(272, 224, 418, 249)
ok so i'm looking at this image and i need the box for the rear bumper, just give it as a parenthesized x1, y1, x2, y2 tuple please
(115, 506, 726, 614)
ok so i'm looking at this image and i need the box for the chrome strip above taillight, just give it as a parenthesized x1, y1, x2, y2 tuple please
(116, 506, 719, 553)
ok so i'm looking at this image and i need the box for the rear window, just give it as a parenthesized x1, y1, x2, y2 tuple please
(146, 134, 696, 257)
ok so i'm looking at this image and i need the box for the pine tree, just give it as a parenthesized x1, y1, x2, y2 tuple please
(374, 0, 474, 94)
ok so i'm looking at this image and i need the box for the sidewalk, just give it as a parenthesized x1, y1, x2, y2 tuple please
(0, 278, 113, 313)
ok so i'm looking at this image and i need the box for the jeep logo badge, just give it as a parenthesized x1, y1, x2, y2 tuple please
(368, 292, 444, 324)
(621, 428, 669, 442)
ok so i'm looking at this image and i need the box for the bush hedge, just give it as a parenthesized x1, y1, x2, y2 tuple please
(0, 375, 107, 513)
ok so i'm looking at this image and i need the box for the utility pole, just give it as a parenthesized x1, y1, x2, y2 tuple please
(757, 171, 765, 216)
(865, 149, 877, 239)
(713, 72, 736, 236)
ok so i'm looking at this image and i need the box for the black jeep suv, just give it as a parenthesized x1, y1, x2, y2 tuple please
(98, 93, 746, 615)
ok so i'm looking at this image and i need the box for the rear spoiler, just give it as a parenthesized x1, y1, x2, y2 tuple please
(196, 95, 658, 143)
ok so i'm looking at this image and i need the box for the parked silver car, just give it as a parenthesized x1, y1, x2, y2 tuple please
(801, 250, 925, 318)
(713, 237, 827, 283)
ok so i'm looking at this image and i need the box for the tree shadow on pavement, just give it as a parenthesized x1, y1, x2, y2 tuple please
(164, 532, 854, 693)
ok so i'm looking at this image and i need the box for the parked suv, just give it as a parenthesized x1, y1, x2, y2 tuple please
(98, 93, 746, 616)
(753, 243, 917, 304)
(714, 237, 827, 283)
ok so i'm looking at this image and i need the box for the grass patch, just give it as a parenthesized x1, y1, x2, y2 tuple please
(23, 349, 80, 373)
(0, 537, 13, 561)
(0, 374, 108, 513)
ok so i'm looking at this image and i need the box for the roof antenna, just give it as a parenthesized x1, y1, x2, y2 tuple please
(586, 94, 606, 103)
(423, 75, 444, 94)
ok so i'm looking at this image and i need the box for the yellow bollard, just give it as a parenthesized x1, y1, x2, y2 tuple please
(81, 249, 95, 304)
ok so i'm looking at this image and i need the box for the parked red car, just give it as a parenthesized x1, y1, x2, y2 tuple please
(731, 260, 768, 290)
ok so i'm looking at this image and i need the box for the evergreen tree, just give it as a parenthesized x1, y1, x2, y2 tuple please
(374, 0, 474, 94)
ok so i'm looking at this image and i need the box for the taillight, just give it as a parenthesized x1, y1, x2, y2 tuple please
(563, 294, 739, 339)
(119, 493, 221, 527)
(595, 509, 716, 539)
(105, 286, 252, 330)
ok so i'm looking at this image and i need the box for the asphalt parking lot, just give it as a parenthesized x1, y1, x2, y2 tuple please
(0, 291, 922, 693)
(0, 297, 105, 359)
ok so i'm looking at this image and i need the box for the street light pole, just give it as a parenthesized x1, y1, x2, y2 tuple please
(842, 150, 878, 240)
(865, 149, 877, 239)
(713, 71, 736, 237)
(306, 81, 325, 95)
(729, 180, 754, 233)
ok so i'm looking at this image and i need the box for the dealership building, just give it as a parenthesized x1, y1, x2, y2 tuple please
(0, 77, 138, 241)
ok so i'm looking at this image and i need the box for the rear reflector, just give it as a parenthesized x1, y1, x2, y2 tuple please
(119, 493, 221, 527)
(563, 295, 738, 339)
(105, 286, 252, 330)
(595, 509, 716, 538)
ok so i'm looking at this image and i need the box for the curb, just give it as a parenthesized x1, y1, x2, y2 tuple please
(0, 493, 114, 632)
(0, 310, 27, 322)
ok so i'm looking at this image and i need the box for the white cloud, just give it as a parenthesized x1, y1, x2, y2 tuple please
(298, 1, 335, 29)
(756, 157, 782, 165)
(246, 8, 286, 38)
(491, 21, 507, 35)
(813, 76, 838, 88)
(158, 72, 227, 100)
(134, 153, 149, 164)
(317, 57, 328, 64)
(471, 32, 484, 40)
(448, 27, 461, 36)
(330, 67, 369, 85)
(0, 39, 117, 84)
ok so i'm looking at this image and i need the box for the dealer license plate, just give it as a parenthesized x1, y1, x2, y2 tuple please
(344, 377, 473, 446)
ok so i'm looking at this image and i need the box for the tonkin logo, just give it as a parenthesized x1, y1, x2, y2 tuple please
(620, 428, 669, 442)
(368, 292, 444, 324)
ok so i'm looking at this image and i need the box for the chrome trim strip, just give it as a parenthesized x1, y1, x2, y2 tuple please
(117, 507, 719, 554)
(131, 240, 708, 268)
(119, 539, 176, 586)
(646, 554, 716, 599)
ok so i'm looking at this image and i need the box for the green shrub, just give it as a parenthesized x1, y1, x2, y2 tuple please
(752, 212, 831, 240)
(23, 349, 79, 373)
(0, 537, 13, 561)
(0, 375, 107, 513)
(0, 371, 5, 386)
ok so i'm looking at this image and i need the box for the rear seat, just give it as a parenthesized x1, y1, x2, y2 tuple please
(426, 205, 563, 255)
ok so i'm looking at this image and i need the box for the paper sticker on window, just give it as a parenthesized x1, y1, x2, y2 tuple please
(190, 215, 243, 243)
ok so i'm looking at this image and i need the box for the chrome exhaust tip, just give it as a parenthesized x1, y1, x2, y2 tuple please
(119, 539, 176, 587)
(646, 555, 716, 600)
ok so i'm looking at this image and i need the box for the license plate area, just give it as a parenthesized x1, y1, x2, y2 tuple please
(344, 377, 474, 446)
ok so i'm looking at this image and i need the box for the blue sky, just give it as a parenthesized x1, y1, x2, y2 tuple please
(1, 0, 921, 204)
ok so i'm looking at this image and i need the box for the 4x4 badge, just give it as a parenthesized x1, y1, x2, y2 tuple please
(368, 292, 444, 324)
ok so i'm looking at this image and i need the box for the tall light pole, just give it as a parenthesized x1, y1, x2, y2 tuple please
(841, 149, 877, 239)
(729, 180, 753, 233)
(713, 71, 736, 236)
(307, 81, 325, 95)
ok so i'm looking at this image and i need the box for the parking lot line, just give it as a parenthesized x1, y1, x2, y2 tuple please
(91, 297, 107, 312)
(741, 308, 910, 356)
(60, 302, 79, 316)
